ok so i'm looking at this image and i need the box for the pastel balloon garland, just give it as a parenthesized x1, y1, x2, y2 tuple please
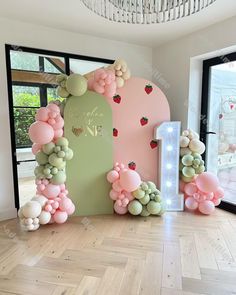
(18, 103, 75, 231)
(107, 163, 165, 217)
(180, 129, 224, 214)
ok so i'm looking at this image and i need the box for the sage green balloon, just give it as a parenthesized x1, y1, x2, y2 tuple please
(147, 181, 156, 193)
(51, 167, 58, 175)
(182, 166, 195, 178)
(132, 188, 145, 200)
(181, 174, 194, 183)
(141, 182, 149, 191)
(154, 195, 162, 203)
(66, 74, 88, 96)
(140, 194, 150, 205)
(193, 159, 200, 166)
(57, 151, 66, 158)
(182, 154, 194, 166)
(65, 148, 73, 161)
(36, 151, 48, 165)
(128, 200, 142, 215)
(192, 153, 202, 160)
(51, 171, 66, 185)
(54, 146, 61, 153)
(48, 153, 64, 168)
(42, 142, 55, 155)
(195, 165, 205, 174)
(147, 201, 161, 215)
(57, 86, 69, 98)
(34, 166, 44, 178)
(43, 168, 51, 176)
(57, 161, 66, 170)
(140, 206, 151, 217)
(56, 137, 69, 147)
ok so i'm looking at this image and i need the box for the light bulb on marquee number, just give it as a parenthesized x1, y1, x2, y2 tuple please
(155, 121, 184, 211)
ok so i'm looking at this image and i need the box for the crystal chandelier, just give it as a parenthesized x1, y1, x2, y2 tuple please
(82, 0, 216, 24)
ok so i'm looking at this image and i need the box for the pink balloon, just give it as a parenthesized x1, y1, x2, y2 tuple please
(114, 201, 128, 215)
(185, 197, 198, 210)
(53, 210, 68, 224)
(54, 129, 64, 139)
(179, 180, 186, 193)
(47, 103, 60, 113)
(107, 170, 119, 183)
(59, 198, 73, 211)
(214, 187, 224, 199)
(195, 172, 220, 193)
(212, 198, 221, 206)
(119, 170, 141, 192)
(32, 143, 42, 155)
(198, 200, 215, 215)
(53, 117, 64, 130)
(29, 121, 54, 144)
(112, 180, 123, 192)
(66, 203, 75, 215)
(43, 184, 61, 199)
(184, 183, 198, 196)
(45, 204, 52, 212)
(109, 189, 119, 200)
(35, 107, 49, 122)
(124, 191, 134, 201)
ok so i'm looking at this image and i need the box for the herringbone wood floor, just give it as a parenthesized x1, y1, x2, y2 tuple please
(0, 209, 236, 295)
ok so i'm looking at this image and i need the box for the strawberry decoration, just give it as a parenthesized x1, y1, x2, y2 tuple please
(145, 84, 153, 95)
(113, 94, 121, 104)
(113, 128, 118, 137)
(230, 104, 234, 110)
(140, 117, 148, 126)
(150, 140, 158, 149)
(128, 162, 136, 170)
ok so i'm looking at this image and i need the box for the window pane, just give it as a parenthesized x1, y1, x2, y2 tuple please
(47, 87, 64, 102)
(44, 57, 65, 74)
(69, 59, 110, 75)
(14, 107, 37, 148)
(10, 51, 39, 71)
(13, 86, 40, 107)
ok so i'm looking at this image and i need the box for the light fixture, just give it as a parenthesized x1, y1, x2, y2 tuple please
(82, 0, 216, 24)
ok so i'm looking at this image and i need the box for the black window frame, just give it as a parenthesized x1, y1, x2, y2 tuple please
(5, 44, 114, 209)
(200, 51, 236, 214)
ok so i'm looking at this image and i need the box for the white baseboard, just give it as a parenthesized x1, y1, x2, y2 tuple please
(0, 208, 17, 222)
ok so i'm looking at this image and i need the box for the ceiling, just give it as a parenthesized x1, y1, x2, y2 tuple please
(0, 0, 236, 47)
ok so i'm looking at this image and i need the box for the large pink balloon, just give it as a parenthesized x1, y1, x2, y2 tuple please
(114, 201, 128, 215)
(198, 200, 215, 215)
(29, 121, 54, 144)
(119, 170, 141, 192)
(185, 197, 198, 210)
(43, 184, 61, 199)
(66, 203, 75, 215)
(35, 107, 49, 122)
(53, 210, 68, 224)
(184, 183, 198, 196)
(195, 172, 220, 193)
(59, 198, 73, 211)
(32, 143, 42, 155)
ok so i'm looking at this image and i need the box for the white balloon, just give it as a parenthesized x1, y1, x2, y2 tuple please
(22, 201, 42, 218)
(31, 195, 48, 207)
(38, 211, 51, 225)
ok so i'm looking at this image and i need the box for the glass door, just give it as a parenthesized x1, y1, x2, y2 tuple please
(201, 53, 236, 213)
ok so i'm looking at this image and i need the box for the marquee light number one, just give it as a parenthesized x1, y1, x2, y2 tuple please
(155, 121, 184, 211)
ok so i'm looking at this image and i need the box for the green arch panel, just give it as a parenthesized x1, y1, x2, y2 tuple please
(64, 91, 113, 216)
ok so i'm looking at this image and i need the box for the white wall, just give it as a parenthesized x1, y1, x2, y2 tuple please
(152, 16, 236, 132)
(0, 17, 152, 221)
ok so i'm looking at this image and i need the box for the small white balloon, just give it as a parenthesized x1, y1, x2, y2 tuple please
(38, 211, 51, 225)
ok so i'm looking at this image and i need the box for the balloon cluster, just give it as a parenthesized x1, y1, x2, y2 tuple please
(180, 129, 206, 182)
(130, 182, 165, 216)
(30, 104, 64, 151)
(18, 184, 75, 231)
(19, 102, 75, 231)
(88, 68, 117, 98)
(182, 172, 224, 215)
(107, 163, 164, 217)
(34, 137, 73, 185)
(109, 58, 131, 88)
(57, 73, 88, 98)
